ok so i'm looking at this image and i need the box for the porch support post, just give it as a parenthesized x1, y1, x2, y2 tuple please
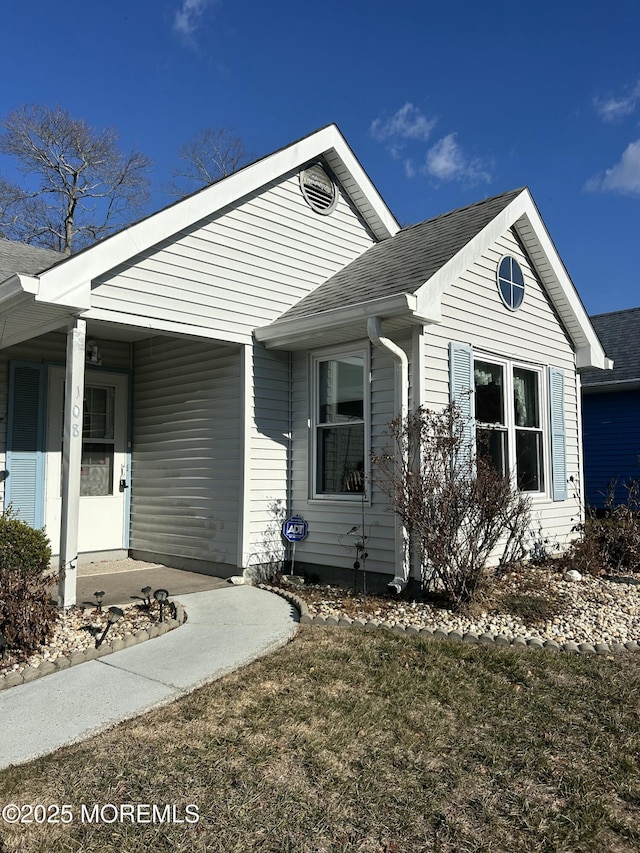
(58, 318, 86, 608)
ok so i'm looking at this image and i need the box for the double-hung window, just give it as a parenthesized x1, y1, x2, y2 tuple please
(451, 342, 566, 499)
(313, 351, 367, 497)
(473, 357, 544, 492)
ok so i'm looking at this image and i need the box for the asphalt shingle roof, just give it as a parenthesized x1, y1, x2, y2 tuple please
(581, 308, 640, 386)
(278, 187, 525, 322)
(0, 239, 64, 283)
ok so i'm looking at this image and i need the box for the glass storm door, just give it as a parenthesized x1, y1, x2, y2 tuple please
(45, 367, 129, 556)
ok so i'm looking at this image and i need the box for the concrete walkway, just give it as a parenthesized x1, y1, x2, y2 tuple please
(0, 585, 298, 770)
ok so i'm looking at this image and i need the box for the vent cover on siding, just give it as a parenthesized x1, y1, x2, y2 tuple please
(299, 164, 337, 215)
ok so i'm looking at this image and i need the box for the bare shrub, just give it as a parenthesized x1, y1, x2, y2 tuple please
(372, 404, 531, 608)
(567, 480, 640, 576)
(0, 569, 58, 652)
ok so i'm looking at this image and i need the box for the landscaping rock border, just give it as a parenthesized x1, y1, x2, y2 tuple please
(0, 602, 187, 691)
(261, 584, 640, 656)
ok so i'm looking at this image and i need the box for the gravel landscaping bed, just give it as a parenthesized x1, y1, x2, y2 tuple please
(0, 601, 180, 681)
(279, 567, 640, 647)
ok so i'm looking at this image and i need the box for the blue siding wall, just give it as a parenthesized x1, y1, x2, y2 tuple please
(582, 391, 640, 507)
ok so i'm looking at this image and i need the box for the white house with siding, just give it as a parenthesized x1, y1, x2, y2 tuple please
(0, 125, 609, 605)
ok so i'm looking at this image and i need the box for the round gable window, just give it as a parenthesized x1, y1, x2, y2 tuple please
(497, 256, 525, 310)
(300, 164, 337, 215)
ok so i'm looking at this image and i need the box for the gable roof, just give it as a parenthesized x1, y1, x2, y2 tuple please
(278, 188, 523, 322)
(0, 239, 63, 282)
(27, 124, 399, 309)
(256, 186, 610, 370)
(581, 308, 639, 390)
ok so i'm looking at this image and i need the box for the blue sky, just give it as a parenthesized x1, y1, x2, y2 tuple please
(1, 0, 639, 315)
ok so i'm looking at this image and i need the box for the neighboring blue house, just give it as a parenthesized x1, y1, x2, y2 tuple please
(581, 308, 640, 508)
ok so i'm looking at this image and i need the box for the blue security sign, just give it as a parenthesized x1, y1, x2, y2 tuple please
(283, 515, 308, 542)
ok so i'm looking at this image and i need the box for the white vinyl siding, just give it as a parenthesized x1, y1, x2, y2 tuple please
(130, 337, 241, 568)
(425, 227, 579, 545)
(90, 172, 376, 345)
(241, 344, 290, 569)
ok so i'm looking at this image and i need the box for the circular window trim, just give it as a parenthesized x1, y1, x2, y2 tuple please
(496, 255, 525, 311)
(299, 163, 338, 216)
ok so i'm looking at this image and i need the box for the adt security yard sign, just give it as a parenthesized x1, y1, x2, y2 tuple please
(283, 515, 308, 542)
(282, 515, 308, 576)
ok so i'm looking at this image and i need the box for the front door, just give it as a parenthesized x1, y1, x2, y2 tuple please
(45, 367, 130, 556)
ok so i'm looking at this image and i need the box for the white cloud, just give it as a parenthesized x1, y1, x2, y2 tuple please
(423, 133, 491, 185)
(369, 103, 437, 143)
(585, 140, 640, 195)
(370, 103, 491, 186)
(594, 81, 640, 122)
(173, 0, 215, 39)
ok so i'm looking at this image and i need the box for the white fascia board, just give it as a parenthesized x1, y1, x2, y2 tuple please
(255, 292, 419, 348)
(415, 188, 610, 370)
(576, 345, 614, 370)
(36, 125, 399, 306)
(0, 273, 39, 306)
(513, 197, 609, 369)
(80, 306, 252, 345)
(415, 190, 532, 322)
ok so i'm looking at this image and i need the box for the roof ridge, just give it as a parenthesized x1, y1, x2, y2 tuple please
(401, 187, 526, 232)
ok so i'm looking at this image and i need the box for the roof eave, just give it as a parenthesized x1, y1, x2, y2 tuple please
(255, 293, 424, 349)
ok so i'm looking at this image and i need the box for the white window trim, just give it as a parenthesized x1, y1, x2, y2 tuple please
(474, 352, 548, 496)
(309, 344, 371, 502)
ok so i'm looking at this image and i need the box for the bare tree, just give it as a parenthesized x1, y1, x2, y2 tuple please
(372, 404, 531, 608)
(0, 104, 152, 255)
(167, 127, 252, 197)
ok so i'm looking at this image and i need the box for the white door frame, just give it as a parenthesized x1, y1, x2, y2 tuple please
(46, 365, 130, 562)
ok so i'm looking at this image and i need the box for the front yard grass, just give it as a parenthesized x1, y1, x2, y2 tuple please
(1, 626, 640, 852)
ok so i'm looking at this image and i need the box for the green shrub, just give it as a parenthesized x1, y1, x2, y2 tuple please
(0, 569, 58, 652)
(0, 507, 52, 577)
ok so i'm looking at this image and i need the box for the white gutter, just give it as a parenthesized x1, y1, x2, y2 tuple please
(367, 316, 410, 593)
(0, 273, 39, 307)
(256, 292, 433, 349)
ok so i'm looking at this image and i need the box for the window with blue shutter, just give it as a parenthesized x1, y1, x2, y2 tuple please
(548, 366, 567, 501)
(5, 362, 46, 527)
(449, 342, 474, 456)
(449, 344, 564, 498)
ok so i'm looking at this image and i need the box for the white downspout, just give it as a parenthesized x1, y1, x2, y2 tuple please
(367, 316, 410, 594)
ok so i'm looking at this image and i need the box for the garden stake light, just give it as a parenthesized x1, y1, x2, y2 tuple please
(154, 589, 169, 622)
(95, 606, 124, 648)
(141, 585, 152, 607)
(94, 590, 105, 613)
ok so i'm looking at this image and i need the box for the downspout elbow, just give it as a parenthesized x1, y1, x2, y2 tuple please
(367, 317, 408, 420)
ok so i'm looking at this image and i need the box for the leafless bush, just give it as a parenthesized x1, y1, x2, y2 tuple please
(567, 479, 640, 575)
(0, 569, 58, 652)
(372, 404, 531, 608)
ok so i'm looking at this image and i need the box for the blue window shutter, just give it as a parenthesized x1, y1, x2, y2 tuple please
(449, 342, 474, 453)
(549, 366, 567, 501)
(6, 361, 46, 528)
